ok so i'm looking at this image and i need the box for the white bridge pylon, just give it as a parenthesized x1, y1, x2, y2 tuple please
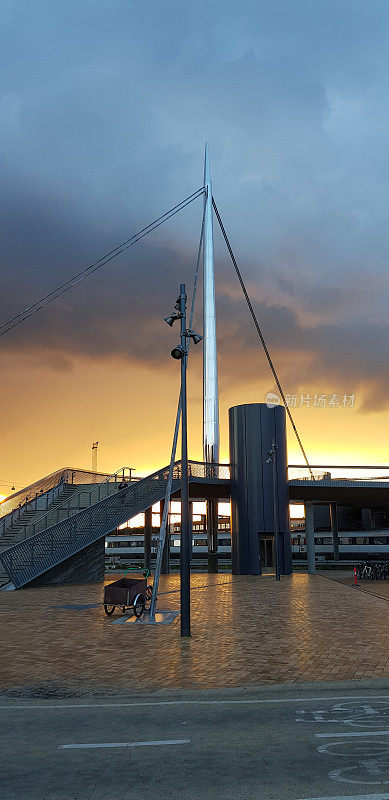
(203, 143, 220, 465)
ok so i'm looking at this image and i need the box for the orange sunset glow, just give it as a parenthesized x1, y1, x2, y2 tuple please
(0, 347, 387, 495)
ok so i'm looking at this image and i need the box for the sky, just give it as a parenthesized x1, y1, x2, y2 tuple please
(1, 0, 389, 492)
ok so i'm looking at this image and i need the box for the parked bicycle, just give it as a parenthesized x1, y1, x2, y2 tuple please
(356, 560, 389, 581)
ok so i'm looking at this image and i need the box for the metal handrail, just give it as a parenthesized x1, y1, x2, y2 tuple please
(0, 467, 107, 519)
(2, 466, 135, 543)
(289, 477, 389, 488)
(288, 465, 389, 482)
(0, 479, 68, 537)
(0, 466, 135, 530)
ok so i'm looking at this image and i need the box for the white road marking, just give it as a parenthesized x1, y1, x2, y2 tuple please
(1, 695, 389, 711)
(329, 762, 389, 785)
(316, 731, 389, 739)
(60, 738, 190, 750)
(296, 793, 389, 799)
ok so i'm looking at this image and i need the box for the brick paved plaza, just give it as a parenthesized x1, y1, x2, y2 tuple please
(0, 572, 388, 697)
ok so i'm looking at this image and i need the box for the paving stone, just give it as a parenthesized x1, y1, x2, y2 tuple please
(0, 572, 387, 695)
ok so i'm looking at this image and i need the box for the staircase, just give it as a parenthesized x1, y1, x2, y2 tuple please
(0, 480, 127, 589)
(0, 486, 77, 545)
(0, 461, 228, 589)
(0, 485, 77, 588)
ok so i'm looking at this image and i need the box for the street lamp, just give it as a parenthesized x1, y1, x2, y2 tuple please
(164, 284, 202, 636)
(171, 345, 186, 359)
(267, 440, 281, 582)
(164, 311, 182, 327)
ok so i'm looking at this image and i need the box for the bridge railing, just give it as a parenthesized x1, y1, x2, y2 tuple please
(0, 466, 137, 532)
(1, 467, 136, 541)
(0, 477, 75, 537)
(288, 465, 389, 483)
(187, 461, 230, 480)
(0, 469, 71, 523)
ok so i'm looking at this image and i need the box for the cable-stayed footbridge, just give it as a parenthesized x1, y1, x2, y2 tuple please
(1, 145, 387, 593)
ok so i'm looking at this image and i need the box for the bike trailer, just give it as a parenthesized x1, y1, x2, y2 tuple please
(103, 576, 147, 616)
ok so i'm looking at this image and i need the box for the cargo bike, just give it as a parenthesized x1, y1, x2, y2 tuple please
(103, 567, 152, 617)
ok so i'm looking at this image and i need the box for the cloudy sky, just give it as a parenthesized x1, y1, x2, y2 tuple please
(1, 0, 389, 490)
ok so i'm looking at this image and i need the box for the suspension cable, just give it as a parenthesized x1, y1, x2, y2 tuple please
(0, 186, 205, 339)
(212, 196, 314, 479)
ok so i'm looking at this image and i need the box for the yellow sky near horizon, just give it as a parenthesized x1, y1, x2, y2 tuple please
(0, 349, 388, 497)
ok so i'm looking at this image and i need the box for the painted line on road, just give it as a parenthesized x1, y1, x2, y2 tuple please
(296, 794, 389, 800)
(316, 730, 389, 739)
(0, 694, 389, 711)
(60, 738, 190, 750)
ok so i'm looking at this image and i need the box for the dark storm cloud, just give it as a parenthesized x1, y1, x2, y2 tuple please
(2, 0, 389, 408)
(0, 170, 204, 365)
(216, 288, 389, 412)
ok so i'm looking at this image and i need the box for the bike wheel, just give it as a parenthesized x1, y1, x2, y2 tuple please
(133, 594, 145, 618)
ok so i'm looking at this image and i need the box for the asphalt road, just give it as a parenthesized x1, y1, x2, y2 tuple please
(1, 684, 389, 800)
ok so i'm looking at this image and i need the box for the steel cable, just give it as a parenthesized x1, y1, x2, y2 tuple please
(0, 187, 205, 338)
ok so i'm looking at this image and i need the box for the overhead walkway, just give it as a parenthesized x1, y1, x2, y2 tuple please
(0, 462, 229, 589)
(289, 477, 389, 507)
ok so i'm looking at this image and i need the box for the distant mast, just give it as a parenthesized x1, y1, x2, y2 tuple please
(203, 143, 219, 464)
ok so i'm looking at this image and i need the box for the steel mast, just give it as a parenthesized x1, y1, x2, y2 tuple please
(203, 143, 220, 572)
(203, 143, 219, 465)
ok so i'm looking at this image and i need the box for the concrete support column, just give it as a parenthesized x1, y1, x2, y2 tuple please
(144, 506, 152, 572)
(373, 511, 384, 528)
(304, 501, 316, 575)
(207, 498, 218, 573)
(160, 500, 170, 574)
(329, 501, 340, 562)
(189, 501, 193, 562)
(362, 508, 374, 530)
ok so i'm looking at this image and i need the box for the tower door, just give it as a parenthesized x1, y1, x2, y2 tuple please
(258, 533, 275, 574)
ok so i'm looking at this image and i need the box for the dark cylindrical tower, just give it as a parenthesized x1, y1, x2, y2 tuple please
(229, 403, 292, 576)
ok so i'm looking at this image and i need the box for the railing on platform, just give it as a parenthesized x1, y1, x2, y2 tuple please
(288, 465, 389, 483)
(0, 467, 135, 538)
(0, 469, 70, 521)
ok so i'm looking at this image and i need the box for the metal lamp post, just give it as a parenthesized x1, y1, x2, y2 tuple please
(178, 284, 191, 636)
(164, 284, 203, 637)
(267, 440, 281, 581)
